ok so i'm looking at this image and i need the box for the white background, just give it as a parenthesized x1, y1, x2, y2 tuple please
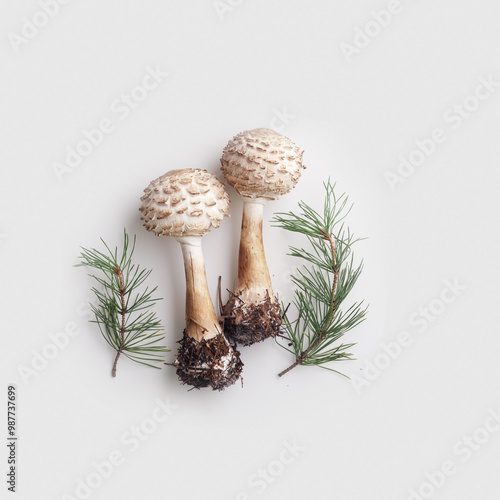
(1, 1, 500, 499)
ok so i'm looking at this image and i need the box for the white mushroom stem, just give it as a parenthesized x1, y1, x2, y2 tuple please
(234, 197, 276, 304)
(176, 236, 221, 342)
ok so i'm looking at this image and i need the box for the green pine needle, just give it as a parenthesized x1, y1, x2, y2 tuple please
(75, 229, 169, 377)
(272, 179, 368, 378)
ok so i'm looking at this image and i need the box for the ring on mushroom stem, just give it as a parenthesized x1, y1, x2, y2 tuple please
(220, 128, 305, 346)
(140, 168, 243, 390)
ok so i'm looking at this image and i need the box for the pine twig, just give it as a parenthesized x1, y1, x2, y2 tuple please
(75, 230, 169, 377)
(273, 180, 368, 377)
(278, 231, 339, 377)
(111, 267, 126, 377)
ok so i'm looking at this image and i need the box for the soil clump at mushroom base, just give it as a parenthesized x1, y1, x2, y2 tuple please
(221, 293, 282, 346)
(175, 332, 243, 390)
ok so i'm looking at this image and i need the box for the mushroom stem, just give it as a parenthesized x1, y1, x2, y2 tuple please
(236, 198, 275, 303)
(177, 236, 221, 342)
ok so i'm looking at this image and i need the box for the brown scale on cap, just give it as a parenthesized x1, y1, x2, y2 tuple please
(220, 128, 305, 346)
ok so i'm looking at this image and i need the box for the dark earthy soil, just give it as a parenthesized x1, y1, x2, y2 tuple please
(175, 332, 243, 391)
(222, 294, 282, 346)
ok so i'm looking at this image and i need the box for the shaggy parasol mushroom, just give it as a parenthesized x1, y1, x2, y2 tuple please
(140, 169, 243, 390)
(220, 128, 305, 345)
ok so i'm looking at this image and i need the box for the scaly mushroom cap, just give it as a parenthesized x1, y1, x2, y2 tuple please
(220, 128, 305, 200)
(140, 169, 229, 237)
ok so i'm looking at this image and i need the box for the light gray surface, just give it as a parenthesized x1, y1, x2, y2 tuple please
(1, 1, 499, 499)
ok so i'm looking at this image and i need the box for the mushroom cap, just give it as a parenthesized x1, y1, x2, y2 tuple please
(220, 128, 305, 200)
(140, 169, 229, 237)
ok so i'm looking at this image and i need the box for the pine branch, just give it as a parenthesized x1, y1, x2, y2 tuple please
(272, 180, 368, 377)
(75, 230, 169, 377)
(111, 266, 126, 377)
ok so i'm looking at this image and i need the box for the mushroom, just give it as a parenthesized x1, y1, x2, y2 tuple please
(140, 168, 243, 390)
(220, 128, 305, 345)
